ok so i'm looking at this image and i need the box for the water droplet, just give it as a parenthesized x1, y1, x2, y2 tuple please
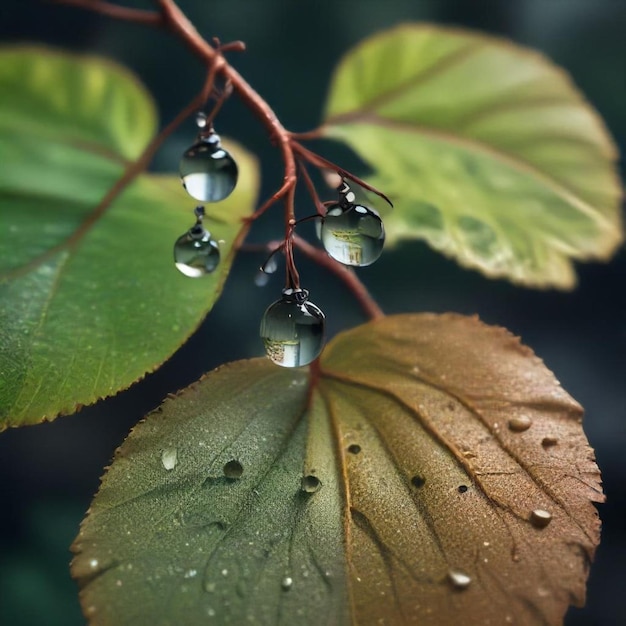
(347, 444, 361, 455)
(180, 134, 238, 202)
(174, 225, 220, 277)
(195, 111, 208, 128)
(161, 448, 178, 470)
(447, 569, 471, 589)
(530, 509, 552, 528)
(411, 475, 426, 488)
(301, 475, 321, 493)
(223, 460, 243, 479)
(260, 288, 325, 367)
(508, 415, 532, 432)
(320, 203, 385, 266)
(281, 576, 293, 591)
(458, 484, 468, 493)
(542, 436, 558, 447)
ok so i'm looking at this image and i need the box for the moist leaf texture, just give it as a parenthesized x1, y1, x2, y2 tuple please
(322, 24, 623, 288)
(72, 314, 603, 625)
(0, 47, 259, 427)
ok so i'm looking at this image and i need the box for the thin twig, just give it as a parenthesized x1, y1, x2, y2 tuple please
(49, 0, 162, 25)
(298, 160, 327, 216)
(293, 235, 384, 320)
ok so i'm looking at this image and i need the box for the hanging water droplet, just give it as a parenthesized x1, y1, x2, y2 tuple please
(161, 448, 178, 470)
(320, 203, 385, 267)
(530, 509, 552, 528)
(180, 133, 238, 202)
(195, 111, 208, 128)
(260, 288, 325, 368)
(301, 475, 321, 493)
(223, 460, 243, 479)
(508, 415, 532, 432)
(281, 576, 293, 591)
(447, 569, 471, 589)
(174, 224, 220, 277)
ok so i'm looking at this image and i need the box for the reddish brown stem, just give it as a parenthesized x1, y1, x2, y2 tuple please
(293, 236, 384, 321)
(50, 0, 162, 25)
(298, 160, 327, 217)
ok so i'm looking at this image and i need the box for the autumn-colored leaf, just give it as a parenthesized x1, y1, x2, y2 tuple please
(321, 24, 623, 288)
(72, 314, 602, 625)
(0, 47, 259, 428)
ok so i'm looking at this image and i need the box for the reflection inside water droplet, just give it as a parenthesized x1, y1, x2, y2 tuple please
(347, 444, 361, 455)
(161, 448, 178, 470)
(281, 576, 293, 591)
(542, 436, 558, 447)
(411, 475, 426, 488)
(447, 569, 471, 589)
(223, 460, 243, 479)
(530, 509, 552, 528)
(458, 484, 468, 494)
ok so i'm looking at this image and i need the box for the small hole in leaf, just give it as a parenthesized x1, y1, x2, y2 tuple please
(458, 485, 469, 493)
(347, 444, 361, 455)
(223, 460, 243, 479)
(411, 475, 426, 488)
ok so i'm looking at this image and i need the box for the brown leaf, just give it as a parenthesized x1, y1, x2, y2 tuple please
(320, 313, 603, 625)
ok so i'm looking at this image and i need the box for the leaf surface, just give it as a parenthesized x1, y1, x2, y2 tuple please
(321, 25, 623, 288)
(72, 314, 603, 625)
(0, 47, 259, 428)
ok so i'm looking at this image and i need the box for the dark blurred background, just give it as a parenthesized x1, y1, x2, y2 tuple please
(0, 1, 624, 624)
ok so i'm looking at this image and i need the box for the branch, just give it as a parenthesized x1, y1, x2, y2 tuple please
(49, 0, 162, 25)
(293, 236, 384, 321)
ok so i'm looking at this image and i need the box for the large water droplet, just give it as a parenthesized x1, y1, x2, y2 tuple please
(508, 415, 532, 432)
(301, 475, 321, 493)
(223, 460, 243, 479)
(320, 203, 385, 266)
(161, 448, 178, 470)
(260, 288, 325, 367)
(174, 225, 220, 277)
(530, 509, 552, 528)
(180, 135, 238, 202)
(281, 576, 293, 591)
(447, 569, 471, 589)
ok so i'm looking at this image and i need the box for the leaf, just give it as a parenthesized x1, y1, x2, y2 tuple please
(72, 314, 603, 625)
(321, 24, 623, 289)
(0, 47, 259, 428)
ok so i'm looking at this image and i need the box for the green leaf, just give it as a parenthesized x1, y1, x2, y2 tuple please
(72, 314, 603, 625)
(321, 24, 623, 288)
(0, 47, 259, 429)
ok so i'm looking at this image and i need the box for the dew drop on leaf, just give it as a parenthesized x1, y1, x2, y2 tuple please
(320, 203, 385, 267)
(300, 475, 321, 493)
(161, 448, 178, 470)
(447, 569, 471, 590)
(222, 460, 243, 479)
(260, 289, 325, 368)
(180, 134, 238, 202)
(530, 509, 553, 528)
(508, 415, 532, 432)
(174, 225, 220, 277)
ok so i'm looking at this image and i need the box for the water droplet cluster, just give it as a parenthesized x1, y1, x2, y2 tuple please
(174, 115, 240, 278)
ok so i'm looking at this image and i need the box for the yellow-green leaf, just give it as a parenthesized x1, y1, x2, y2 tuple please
(72, 314, 603, 625)
(321, 24, 623, 288)
(0, 47, 259, 429)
